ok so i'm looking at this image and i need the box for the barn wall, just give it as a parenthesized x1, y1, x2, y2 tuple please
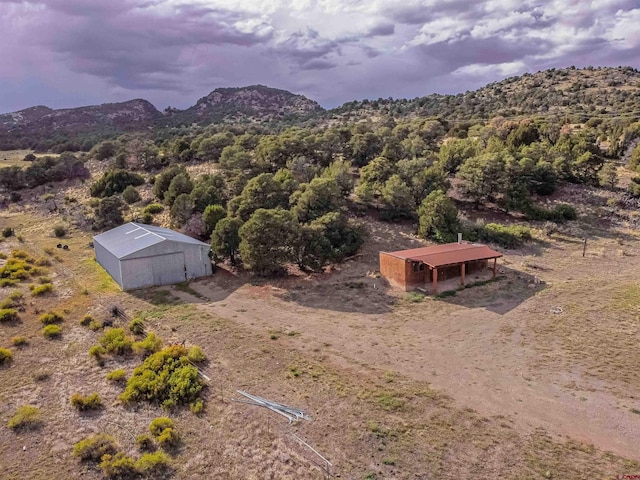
(120, 257, 155, 291)
(183, 244, 213, 279)
(94, 241, 123, 289)
(118, 241, 211, 290)
(380, 253, 426, 291)
(380, 253, 407, 289)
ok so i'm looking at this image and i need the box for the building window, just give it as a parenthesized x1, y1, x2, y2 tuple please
(412, 262, 425, 272)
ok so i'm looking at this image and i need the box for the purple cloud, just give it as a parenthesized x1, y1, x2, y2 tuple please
(0, 0, 638, 112)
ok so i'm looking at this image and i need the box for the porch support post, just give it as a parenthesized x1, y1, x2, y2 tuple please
(493, 258, 497, 277)
(431, 267, 438, 294)
(460, 262, 465, 286)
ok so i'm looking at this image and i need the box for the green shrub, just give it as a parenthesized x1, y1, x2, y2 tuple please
(80, 314, 94, 326)
(553, 203, 577, 221)
(132, 332, 163, 356)
(0, 308, 19, 323)
(8, 290, 24, 301)
(39, 311, 64, 325)
(0, 279, 18, 288)
(0, 347, 13, 365)
(143, 203, 164, 214)
(90, 169, 144, 198)
(466, 223, 533, 249)
(187, 345, 206, 363)
(99, 452, 137, 479)
(119, 345, 203, 409)
(35, 257, 51, 266)
(89, 320, 103, 331)
(140, 212, 154, 224)
(135, 451, 170, 477)
(89, 345, 106, 361)
(149, 417, 174, 437)
(2, 227, 14, 238)
(129, 318, 145, 335)
(71, 392, 103, 411)
(11, 249, 29, 259)
(53, 225, 66, 238)
(106, 369, 127, 382)
(121, 185, 141, 204)
(11, 336, 28, 347)
(136, 433, 156, 452)
(157, 427, 179, 448)
(31, 283, 54, 296)
(42, 324, 62, 339)
(190, 400, 204, 414)
(99, 328, 133, 355)
(73, 433, 119, 462)
(7, 405, 41, 430)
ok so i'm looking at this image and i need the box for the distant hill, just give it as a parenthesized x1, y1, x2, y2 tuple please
(330, 66, 640, 122)
(2, 67, 640, 151)
(0, 99, 162, 151)
(0, 86, 324, 150)
(168, 85, 324, 126)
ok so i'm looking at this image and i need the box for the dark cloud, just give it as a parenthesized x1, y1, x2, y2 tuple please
(0, 1, 638, 112)
(366, 23, 395, 37)
(299, 59, 337, 71)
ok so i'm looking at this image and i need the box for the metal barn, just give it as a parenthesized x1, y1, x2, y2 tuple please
(93, 222, 212, 291)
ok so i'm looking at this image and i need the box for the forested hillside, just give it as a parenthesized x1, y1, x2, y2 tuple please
(2, 66, 640, 274)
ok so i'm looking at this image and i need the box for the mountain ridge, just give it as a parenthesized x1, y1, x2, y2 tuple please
(2, 66, 640, 151)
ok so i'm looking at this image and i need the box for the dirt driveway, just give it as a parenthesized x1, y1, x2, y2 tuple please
(173, 226, 640, 461)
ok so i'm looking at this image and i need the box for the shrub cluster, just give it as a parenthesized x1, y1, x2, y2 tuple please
(0, 347, 13, 365)
(7, 405, 42, 430)
(73, 433, 171, 479)
(0, 308, 20, 323)
(0, 250, 46, 287)
(132, 333, 163, 356)
(106, 368, 127, 382)
(129, 318, 145, 335)
(71, 392, 103, 411)
(0, 291, 23, 309)
(11, 336, 28, 347)
(42, 324, 62, 339)
(119, 345, 204, 410)
(98, 328, 133, 355)
(39, 311, 64, 325)
(149, 417, 179, 448)
(31, 283, 54, 296)
(464, 222, 533, 249)
(73, 434, 119, 462)
(524, 203, 578, 223)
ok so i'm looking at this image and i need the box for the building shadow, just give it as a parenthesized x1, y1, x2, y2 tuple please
(431, 266, 544, 315)
(130, 266, 243, 306)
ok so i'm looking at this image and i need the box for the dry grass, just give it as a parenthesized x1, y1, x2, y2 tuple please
(3, 190, 640, 479)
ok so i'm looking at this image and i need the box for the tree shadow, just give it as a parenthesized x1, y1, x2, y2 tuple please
(274, 274, 396, 314)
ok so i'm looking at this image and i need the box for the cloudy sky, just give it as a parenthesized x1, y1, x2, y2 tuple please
(1, 0, 639, 113)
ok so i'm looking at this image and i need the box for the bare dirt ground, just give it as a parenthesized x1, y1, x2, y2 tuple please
(2, 187, 640, 479)
(171, 217, 640, 464)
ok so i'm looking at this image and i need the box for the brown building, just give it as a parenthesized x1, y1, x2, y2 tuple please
(379, 242, 503, 293)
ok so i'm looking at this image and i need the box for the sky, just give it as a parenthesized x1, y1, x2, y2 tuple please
(1, 0, 639, 113)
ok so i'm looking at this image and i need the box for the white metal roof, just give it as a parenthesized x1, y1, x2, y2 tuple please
(93, 222, 209, 260)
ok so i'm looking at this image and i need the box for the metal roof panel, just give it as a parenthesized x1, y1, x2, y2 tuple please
(383, 242, 502, 268)
(93, 222, 209, 259)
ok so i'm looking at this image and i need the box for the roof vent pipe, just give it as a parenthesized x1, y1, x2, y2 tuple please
(458, 232, 462, 244)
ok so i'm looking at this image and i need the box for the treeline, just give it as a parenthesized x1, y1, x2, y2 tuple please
(87, 111, 640, 254)
(0, 153, 89, 191)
